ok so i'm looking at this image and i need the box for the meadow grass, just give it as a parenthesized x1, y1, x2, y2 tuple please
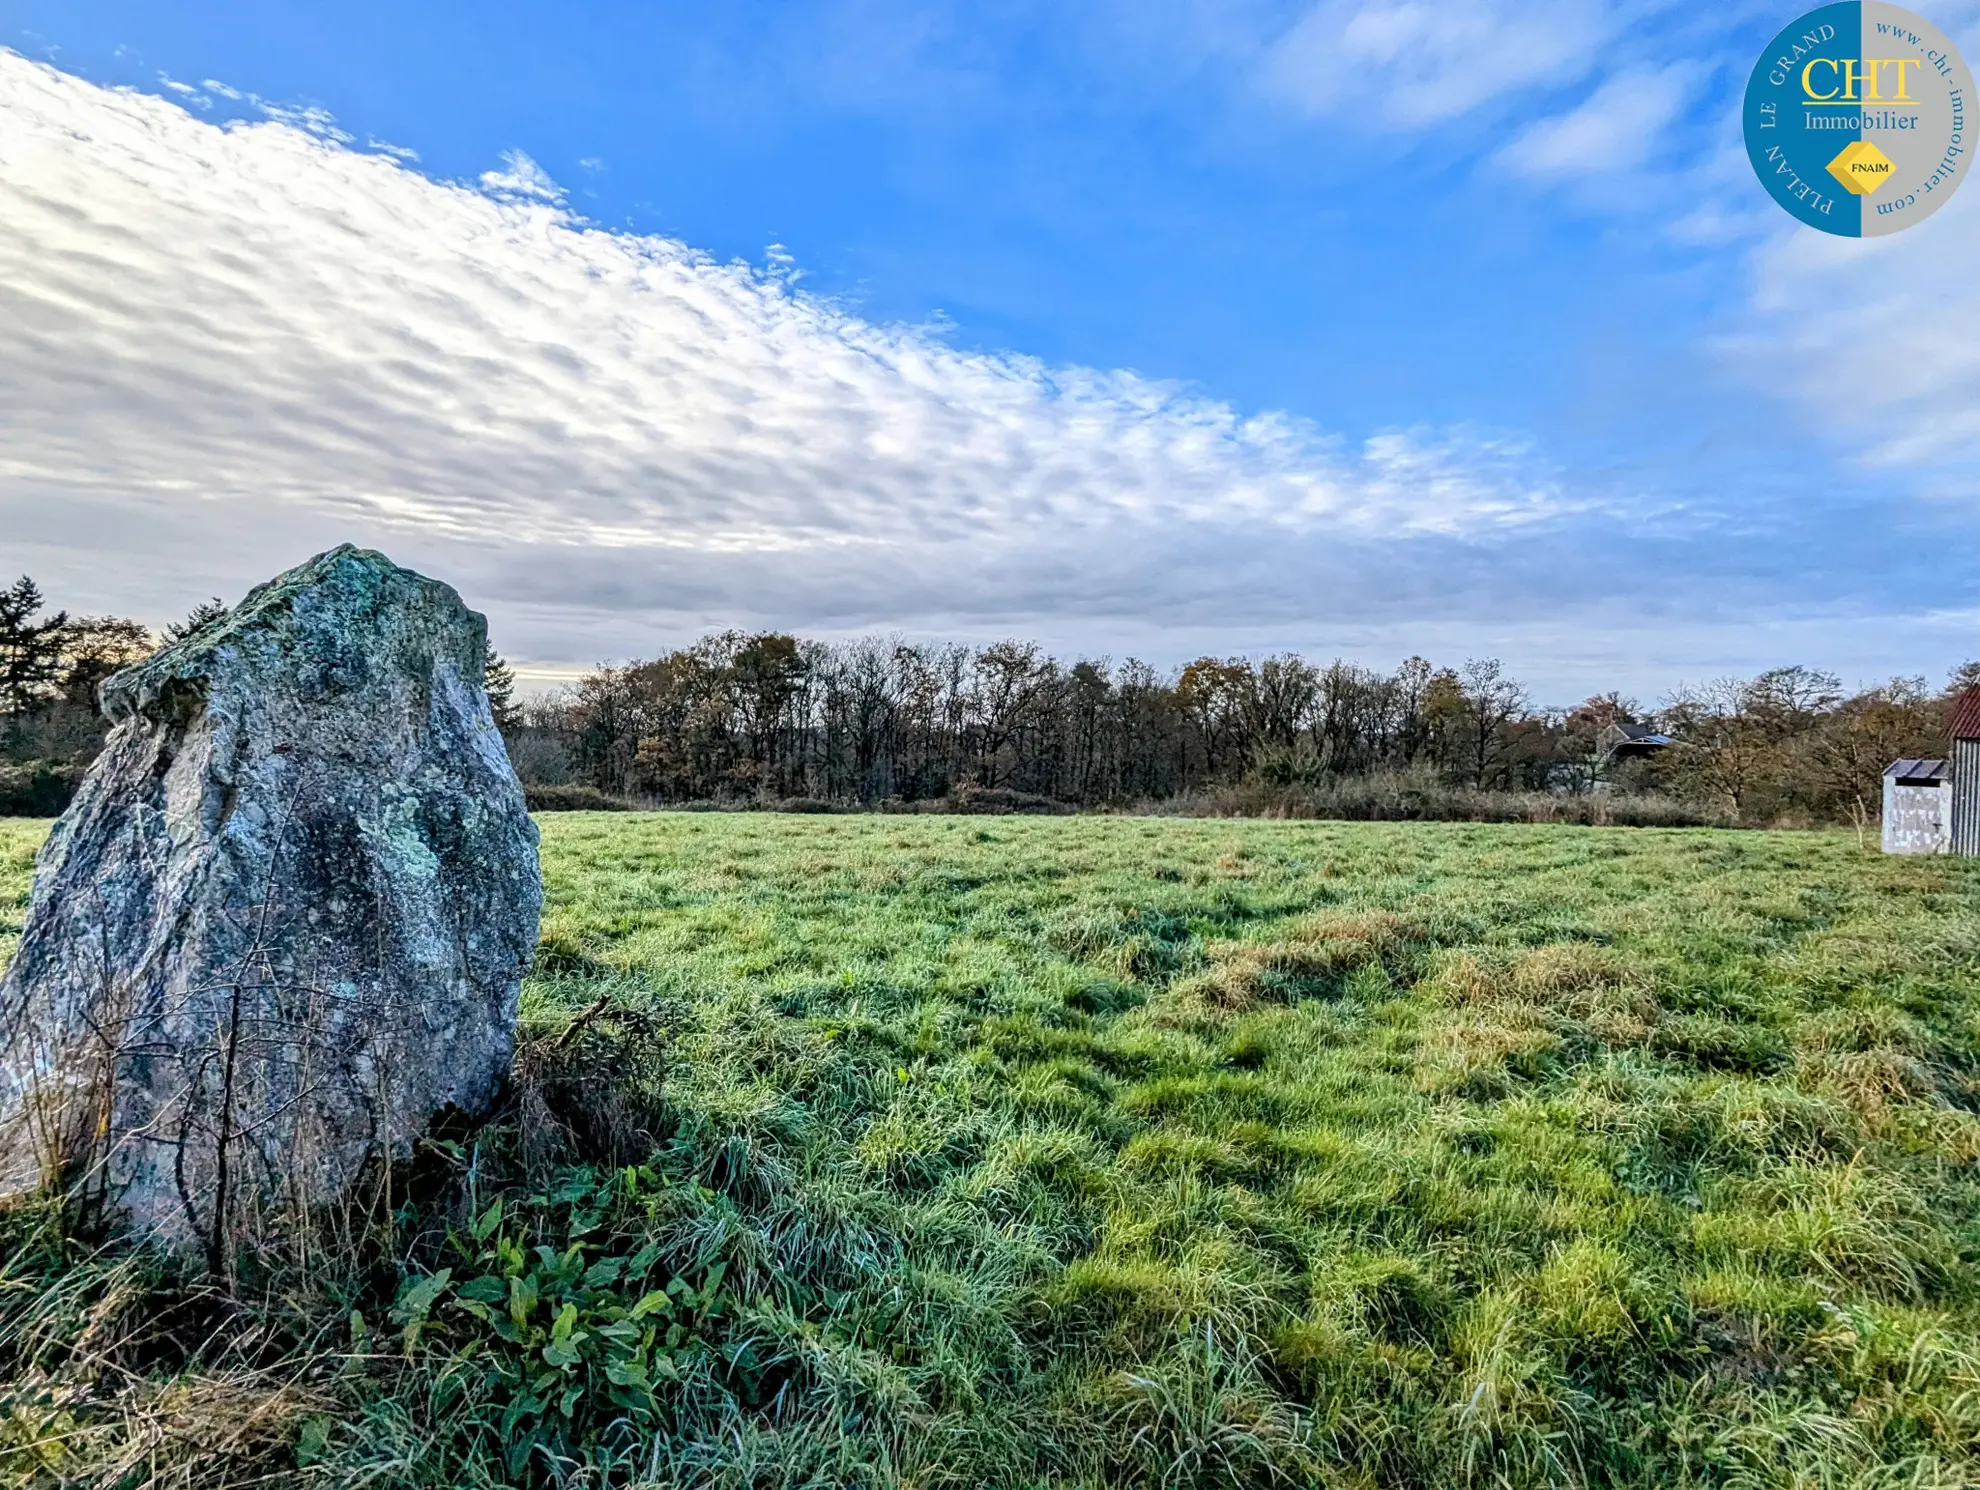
(2, 813, 1979, 1487)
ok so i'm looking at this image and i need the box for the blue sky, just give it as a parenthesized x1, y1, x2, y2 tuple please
(3, 0, 1978, 701)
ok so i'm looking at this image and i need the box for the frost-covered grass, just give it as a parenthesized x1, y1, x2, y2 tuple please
(3, 812, 1979, 1487)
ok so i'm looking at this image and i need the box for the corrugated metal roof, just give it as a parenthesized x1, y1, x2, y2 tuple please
(1950, 687, 1980, 741)
(1885, 757, 1949, 783)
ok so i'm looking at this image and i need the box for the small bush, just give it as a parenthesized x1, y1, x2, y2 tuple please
(0, 761, 80, 817)
(525, 784, 636, 812)
(771, 796, 843, 814)
(1146, 771, 1732, 826)
(882, 783, 1078, 815)
(355, 1173, 734, 1482)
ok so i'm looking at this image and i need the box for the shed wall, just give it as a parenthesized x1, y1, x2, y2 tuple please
(1883, 778, 1950, 854)
(1956, 740, 1980, 857)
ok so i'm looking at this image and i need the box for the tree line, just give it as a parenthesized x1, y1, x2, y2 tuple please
(2, 574, 1970, 823)
(506, 631, 1974, 824)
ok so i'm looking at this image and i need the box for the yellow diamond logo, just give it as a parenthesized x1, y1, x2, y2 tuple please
(1827, 139, 1896, 196)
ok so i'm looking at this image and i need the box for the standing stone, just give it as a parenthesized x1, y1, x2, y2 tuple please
(0, 546, 540, 1260)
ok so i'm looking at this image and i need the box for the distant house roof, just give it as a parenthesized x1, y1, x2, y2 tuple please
(1595, 719, 1672, 759)
(1885, 758, 1949, 785)
(1595, 720, 1671, 750)
(1951, 687, 1980, 741)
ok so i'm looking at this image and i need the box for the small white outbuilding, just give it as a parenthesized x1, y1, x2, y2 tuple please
(1882, 758, 1950, 854)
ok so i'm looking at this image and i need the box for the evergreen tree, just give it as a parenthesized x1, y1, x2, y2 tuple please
(164, 598, 230, 643)
(0, 576, 69, 717)
(485, 643, 518, 732)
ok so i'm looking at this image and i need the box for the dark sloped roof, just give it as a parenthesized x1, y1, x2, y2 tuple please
(1950, 687, 1980, 741)
(1885, 758, 1949, 783)
(1606, 733, 1671, 753)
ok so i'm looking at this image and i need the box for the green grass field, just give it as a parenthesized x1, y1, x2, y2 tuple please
(3, 813, 1980, 1487)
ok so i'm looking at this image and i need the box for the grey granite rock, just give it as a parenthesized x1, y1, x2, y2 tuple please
(0, 546, 540, 1260)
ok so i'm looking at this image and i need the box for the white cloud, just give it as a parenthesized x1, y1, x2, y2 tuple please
(1264, 0, 1620, 128)
(1495, 64, 1697, 181)
(250, 96, 352, 143)
(1665, 137, 1777, 243)
(478, 147, 563, 201)
(1726, 181, 1980, 472)
(0, 49, 1582, 667)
